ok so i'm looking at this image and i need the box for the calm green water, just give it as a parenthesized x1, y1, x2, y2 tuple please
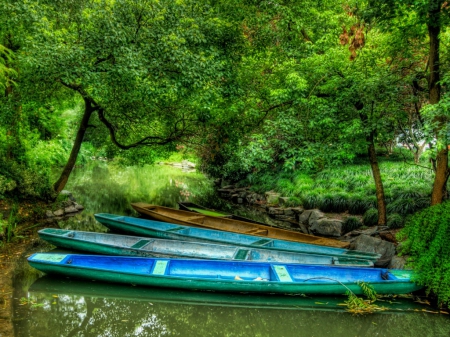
(12, 163, 450, 337)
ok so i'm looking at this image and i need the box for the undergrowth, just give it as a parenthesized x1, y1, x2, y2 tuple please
(245, 162, 432, 216)
(398, 202, 450, 307)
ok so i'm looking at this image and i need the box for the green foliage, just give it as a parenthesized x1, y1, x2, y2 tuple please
(387, 213, 404, 229)
(343, 216, 363, 233)
(398, 202, 450, 306)
(0, 44, 16, 91)
(363, 208, 379, 226)
(345, 282, 384, 314)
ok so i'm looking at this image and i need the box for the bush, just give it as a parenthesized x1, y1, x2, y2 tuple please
(387, 213, 404, 229)
(363, 208, 378, 226)
(342, 216, 362, 233)
(398, 202, 450, 306)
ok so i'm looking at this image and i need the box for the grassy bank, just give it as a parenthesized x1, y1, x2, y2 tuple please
(243, 161, 434, 228)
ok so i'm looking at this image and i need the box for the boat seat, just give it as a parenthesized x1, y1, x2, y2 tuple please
(245, 229, 269, 236)
(251, 239, 273, 246)
(130, 239, 151, 249)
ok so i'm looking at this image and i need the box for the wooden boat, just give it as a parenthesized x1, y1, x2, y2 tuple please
(38, 228, 373, 267)
(178, 201, 269, 226)
(28, 253, 422, 295)
(131, 202, 349, 248)
(95, 213, 380, 261)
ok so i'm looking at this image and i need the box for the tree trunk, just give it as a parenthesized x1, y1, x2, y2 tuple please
(367, 131, 387, 225)
(428, 14, 449, 204)
(53, 98, 95, 194)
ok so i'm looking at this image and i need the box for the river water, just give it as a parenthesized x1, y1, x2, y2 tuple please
(11, 163, 450, 337)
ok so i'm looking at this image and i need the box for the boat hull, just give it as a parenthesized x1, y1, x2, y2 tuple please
(178, 202, 269, 226)
(95, 213, 380, 262)
(28, 253, 422, 295)
(132, 202, 350, 248)
(38, 228, 373, 267)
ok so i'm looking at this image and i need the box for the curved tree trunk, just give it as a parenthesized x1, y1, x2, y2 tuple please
(53, 97, 95, 194)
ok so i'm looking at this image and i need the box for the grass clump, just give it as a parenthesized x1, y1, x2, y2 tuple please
(387, 213, 404, 229)
(363, 208, 378, 226)
(398, 202, 450, 306)
(342, 216, 363, 233)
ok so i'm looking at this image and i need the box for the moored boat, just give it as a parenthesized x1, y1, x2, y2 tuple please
(38, 228, 373, 267)
(178, 201, 269, 226)
(131, 202, 349, 248)
(95, 213, 380, 262)
(28, 253, 422, 295)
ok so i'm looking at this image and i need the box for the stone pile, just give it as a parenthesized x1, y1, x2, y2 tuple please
(216, 185, 403, 268)
(45, 190, 85, 220)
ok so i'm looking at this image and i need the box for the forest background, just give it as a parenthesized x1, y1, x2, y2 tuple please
(1, 1, 449, 304)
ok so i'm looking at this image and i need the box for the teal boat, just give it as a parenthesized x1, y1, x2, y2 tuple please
(95, 213, 380, 262)
(28, 253, 422, 295)
(38, 228, 373, 267)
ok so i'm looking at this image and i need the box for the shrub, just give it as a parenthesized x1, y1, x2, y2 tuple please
(387, 213, 404, 229)
(363, 208, 378, 226)
(398, 202, 450, 306)
(342, 216, 362, 233)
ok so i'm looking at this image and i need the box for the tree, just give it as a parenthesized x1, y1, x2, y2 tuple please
(360, 0, 450, 204)
(13, 0, 244, 193)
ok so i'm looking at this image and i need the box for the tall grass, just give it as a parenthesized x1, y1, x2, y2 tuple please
(247, 161, 434, 216)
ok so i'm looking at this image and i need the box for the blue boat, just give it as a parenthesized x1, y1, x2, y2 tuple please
(95, 213, 380, 262)
(38, 228, 373, 267)
(28, 253, 421, 295)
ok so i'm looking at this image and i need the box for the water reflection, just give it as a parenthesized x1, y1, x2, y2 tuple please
(16, 277, 450, 337)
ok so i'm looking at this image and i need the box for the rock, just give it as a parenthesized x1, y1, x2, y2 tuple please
(268, 207, 284, 216)
(278, 197, 290, 206)
(298, 223, 310, 234)
(388, 256, 407, 269)
(45, 210, 54, 218)
(291, 207, 304, 214)
(181, 160, 196, 168)
(298, 210, 314, 224)
(378, 229, 398, 244)
(222, 185, 235, 190)
(283, 208, 295, 216)
(61, 200, 74, 208)
(237, 198, 243, 204)
(53, 209, 64, 216)
(64, 206, 78, 213)
(60, 190, 76, 202)
(74, 203, 84, 211)
(351, 226, 378, 236)
(350, 234, 396, 267)
(274, 215, 294, 221)
(246, 193, 260, 204)
(309, 219, 343, 237)
(308, 210, 325, 223)
(265, 192, 280, 205)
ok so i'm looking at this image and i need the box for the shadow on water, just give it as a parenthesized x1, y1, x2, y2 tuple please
(12, 162, 450, 337)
